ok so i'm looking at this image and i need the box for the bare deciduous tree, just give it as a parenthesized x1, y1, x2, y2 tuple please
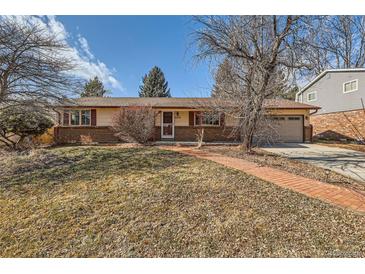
(194, 16, 311, 152)
(302, 16, 365, 76)
(0, 17, 81, 110)
(112, 106, 156, 144)
(321, 16, 365, 69)
(195, 127, 205, 148)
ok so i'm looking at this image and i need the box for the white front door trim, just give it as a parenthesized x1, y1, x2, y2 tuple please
(161, 111, 174, 138)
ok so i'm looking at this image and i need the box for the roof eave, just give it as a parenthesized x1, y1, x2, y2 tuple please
(298, 68, 365, 98)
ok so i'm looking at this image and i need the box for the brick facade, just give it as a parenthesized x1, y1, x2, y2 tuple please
(304, 125, 313, 143)
(154, 126, 239, 142)
(56, 124, 311, 144)
(55, 125, 238, 144)
(55, 126, 119, 144)
(311, 109, 365, 141)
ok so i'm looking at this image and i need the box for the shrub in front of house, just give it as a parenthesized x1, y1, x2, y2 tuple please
(0, 107, 54, 150)
(112, 106, 155, 144)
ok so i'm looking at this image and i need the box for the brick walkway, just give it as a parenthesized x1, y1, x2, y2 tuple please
(160, 146, 365, 214)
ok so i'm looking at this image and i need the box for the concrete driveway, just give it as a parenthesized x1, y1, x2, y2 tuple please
(261, 143, 365, 182)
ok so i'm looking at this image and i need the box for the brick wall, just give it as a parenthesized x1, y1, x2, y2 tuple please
(304, 125, 313, 142)
(55, 126, 119, 144)
(311, 109, 365, 141)
(56, 124, 308, 143)
(154, 126, 239, 142)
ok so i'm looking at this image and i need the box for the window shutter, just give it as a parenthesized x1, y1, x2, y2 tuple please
(63, 111, 69, 126)
(189, 111, 195, 126)
(91, 109, 97, 126)
(220, 113, 225, 127)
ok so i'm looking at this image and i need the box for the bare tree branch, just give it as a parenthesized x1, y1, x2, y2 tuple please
(0, 17, 82, 111)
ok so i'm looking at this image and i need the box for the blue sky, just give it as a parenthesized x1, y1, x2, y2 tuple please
(57, 16, 213, 97)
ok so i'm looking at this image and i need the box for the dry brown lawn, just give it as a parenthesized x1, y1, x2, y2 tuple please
(1, 146, 365, 257)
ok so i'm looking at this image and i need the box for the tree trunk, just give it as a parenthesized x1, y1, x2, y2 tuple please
(241, 129, 254, 153)
(196, 128, 205, 149)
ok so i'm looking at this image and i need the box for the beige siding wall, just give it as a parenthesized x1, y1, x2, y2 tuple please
(225, 114, 237, 127)
(174, 111, 189, 126)
(154, 109, 191, 127)
(96, 108, 120, 126)
(59, 107, 310, 127)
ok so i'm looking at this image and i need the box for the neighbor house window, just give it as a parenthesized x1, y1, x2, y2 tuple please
(343, 79, 358, 93)
(194, 112, 220, 126)
(64, 109, 91, 126)
(307, 91, 317, 102)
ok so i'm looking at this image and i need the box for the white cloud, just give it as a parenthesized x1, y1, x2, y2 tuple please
(78, 35, 95, 60)
(5, 15, 122, 91)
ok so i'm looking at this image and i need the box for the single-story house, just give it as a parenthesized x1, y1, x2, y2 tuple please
(54, 97, 319, 144)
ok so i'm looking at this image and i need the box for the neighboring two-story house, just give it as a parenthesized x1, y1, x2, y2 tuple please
(296, 68, 365, 141)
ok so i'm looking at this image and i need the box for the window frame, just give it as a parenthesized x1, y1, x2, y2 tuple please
(194, 111, 221, 127)
(307, 91, 317, 102)
(63, 109, 92, 126)
(81, 110, 91, 126)
(343, 79, 358, 94)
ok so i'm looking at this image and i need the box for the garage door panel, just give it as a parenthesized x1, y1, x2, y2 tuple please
(255, 115, 303, 143)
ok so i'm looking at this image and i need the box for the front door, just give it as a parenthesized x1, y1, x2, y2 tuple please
(161, 111, 174, 138)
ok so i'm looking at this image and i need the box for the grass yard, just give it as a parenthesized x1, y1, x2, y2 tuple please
(1, 146, 365, 257)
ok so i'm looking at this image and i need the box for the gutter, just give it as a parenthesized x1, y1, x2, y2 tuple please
(309, 108, 319, 116)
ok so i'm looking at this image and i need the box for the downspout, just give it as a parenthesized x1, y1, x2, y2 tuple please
(307, 108, 319, 143)
(309, 109, 318, 116)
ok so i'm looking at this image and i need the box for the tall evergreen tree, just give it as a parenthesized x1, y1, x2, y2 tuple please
(278, 86, 299, 101)
(81, 76, 108, 97)
(211, 58, 236, 98)
(139, 66, 171, 97)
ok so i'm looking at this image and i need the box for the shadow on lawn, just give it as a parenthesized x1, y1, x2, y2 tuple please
(0, 147, 191, 188)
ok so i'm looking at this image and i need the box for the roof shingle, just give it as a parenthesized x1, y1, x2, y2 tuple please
(62, 97, 320, 109)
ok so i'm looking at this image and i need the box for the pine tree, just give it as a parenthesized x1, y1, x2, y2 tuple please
(81, 76, 108, 97)
(278, 86, 299, 101)
(211, 58, 236, 98)
(139, 66, 171, 97)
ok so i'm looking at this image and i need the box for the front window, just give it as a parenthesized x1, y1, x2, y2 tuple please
(70, 110, 80, 125)
(343, 79, 358, 93)
(195, 112, 220, 126)
(81, 110, 91, 125)
(65, 109, 91, 126)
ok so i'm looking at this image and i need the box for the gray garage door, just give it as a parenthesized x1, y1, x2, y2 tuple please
(271, 115, 303, 142)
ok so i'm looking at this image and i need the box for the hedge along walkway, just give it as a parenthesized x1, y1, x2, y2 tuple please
(159, 146, 365, 214)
